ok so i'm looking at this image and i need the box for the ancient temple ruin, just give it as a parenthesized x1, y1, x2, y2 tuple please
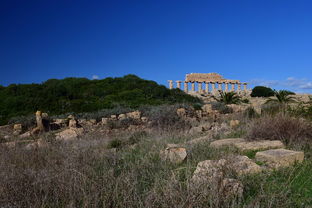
(168, 73, 248, 94)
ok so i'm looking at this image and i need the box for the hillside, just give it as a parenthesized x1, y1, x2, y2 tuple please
(0, 74, 200, 125)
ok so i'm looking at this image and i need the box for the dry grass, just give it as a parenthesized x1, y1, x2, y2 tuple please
(245, 113, 312, 146)
(1, 105, 312, 207)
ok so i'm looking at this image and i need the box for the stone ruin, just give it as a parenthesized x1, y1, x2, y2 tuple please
(168, 73, 249, 95)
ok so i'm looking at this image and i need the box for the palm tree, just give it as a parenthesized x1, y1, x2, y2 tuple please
(266, 90, 296, 104)
(213, 90, 242, 104)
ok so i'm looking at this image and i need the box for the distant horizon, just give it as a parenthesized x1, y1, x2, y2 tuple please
(1, 0, 312, 93)
(1, 72, 312, 95)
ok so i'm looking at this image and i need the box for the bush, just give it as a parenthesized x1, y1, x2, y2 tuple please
(211, 102, 233, 114)
(251, 86, 275, 97)
(245, 113, 312, 146)
(141, 104, 192, 131)
(0, 75, 201, 125)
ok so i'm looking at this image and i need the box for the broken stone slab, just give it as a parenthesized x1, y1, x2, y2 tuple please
(210, 138, 246, 149)
(228, 155, 262, 175)
(160, 144, 187, 164)
(255, 149, 304, 168)
(234, 140, 284, 151)
(210, 138, 285, 151)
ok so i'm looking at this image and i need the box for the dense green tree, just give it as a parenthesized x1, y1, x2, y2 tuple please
(251, 86, 275, 97)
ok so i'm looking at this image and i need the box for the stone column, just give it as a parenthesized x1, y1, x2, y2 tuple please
(176, 81, 182, 89)
(198, 82, 202, 93)
(205, 82, 209, 93)
(225, 83, 229, 92)
(211, 82, 216, 91)
(36, 111, 44, 131)
(168, 80, 173, 89)
(231, 83, 235, 91)
(184, 82, 188, 93)
(218, 82, 222, 91)
(237, 83, 241, 92)
(243, 83, 247, 91)
(191, 82, 195, 91)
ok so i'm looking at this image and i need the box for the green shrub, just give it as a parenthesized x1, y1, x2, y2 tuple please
(108, 139, 123, 149)
(251, 86, 275, 97)
(213, 91, 242, 104)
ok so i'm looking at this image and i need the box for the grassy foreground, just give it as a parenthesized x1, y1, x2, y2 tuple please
(1, 128, 312, 208)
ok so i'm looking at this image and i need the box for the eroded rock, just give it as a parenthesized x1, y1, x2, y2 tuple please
(234, 140, 284, 151)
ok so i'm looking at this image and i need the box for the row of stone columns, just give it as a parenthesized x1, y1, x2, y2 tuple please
(168, 80, 248, 93)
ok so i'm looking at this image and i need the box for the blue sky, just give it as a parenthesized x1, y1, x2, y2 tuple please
(1, 0, 312, 93)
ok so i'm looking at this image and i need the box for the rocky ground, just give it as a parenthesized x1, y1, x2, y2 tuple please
(0, 94, 312, 207)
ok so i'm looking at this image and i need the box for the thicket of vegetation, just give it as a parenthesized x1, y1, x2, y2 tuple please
(0, 75, 200, 125)
(251, 86, 275, 97)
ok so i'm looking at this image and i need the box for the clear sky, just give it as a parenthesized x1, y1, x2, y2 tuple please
(1, 0, 312, 92)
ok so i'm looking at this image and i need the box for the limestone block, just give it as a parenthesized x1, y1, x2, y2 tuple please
(141, 117, 148, 122)
(191, 159, 226, 184)
(210, 138, 246, 149)
(255, 149, 304, 168)
(110, 115, 117, 120)
(13, 124, 22, 135)
(202, 104, 213, 113)
(176, 108, 186, 117)
(230, 120, 240, 129)
(229, 156, 262, 175)
(118, 114, 127, 120)
(68, 119, 78, 128)
(102, 118, 109, 125)
(234, 140, 284, 151)
(195, 110, 203, 118)
(88, 119, 97, 125)
(160, 144, 187, 164)
(126, 111, 141, 120)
